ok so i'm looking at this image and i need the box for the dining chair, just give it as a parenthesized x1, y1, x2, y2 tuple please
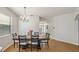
(46, 33, 50, 47)
(34, 32, 39, 36)
(18, 35, 28, 52)
(40, 33, 50, 47)
(31, 34, 39, 51)
(12, 33, 19, 48)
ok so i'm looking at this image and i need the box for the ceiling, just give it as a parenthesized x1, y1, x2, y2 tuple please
(9, 7, 76, 19)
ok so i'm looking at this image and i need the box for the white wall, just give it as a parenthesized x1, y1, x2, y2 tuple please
(19, 16, 39, 35)
(0, 7, 18, 51)
(74, 8, 79, 45)
(48, 12, 78, 45)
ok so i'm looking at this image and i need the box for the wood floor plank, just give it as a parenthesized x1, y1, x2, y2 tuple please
(5, 39, 79, 52)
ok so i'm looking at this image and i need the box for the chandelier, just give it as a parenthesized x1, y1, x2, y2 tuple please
(19, 7, 29, 22)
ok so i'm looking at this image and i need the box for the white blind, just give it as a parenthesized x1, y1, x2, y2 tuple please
(0, 13, 10, 25)
(0, 13, 11, 36)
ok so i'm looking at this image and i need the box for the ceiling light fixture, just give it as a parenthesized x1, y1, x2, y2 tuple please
(19, 7, 29, 22)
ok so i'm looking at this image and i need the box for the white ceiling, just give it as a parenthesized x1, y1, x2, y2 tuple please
(9, 7, 76, 19)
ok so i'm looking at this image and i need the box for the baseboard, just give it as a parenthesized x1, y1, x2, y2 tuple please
(2, 43, 13, 52)
(51, 38, 79, 46)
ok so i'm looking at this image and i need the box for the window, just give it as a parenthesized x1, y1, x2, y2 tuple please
(0, 13, 11, 36)
(39, 24, 48, 34)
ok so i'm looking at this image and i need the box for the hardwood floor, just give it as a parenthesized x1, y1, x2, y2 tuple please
(5, 39, 79, 52)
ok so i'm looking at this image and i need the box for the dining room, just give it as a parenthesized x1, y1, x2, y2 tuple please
(0, 1, 79, 59)
(0, 7, 79, 52)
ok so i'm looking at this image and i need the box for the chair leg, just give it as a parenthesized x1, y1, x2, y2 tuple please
(14, 40, 15, 48)
(41, 43, 43, 48)
(31, 44, 32, 52)
(37, 45, 38, 52)
(47, 41, 49, 48)
(19, 45, 20, 52)
(47, 43, 49, 48)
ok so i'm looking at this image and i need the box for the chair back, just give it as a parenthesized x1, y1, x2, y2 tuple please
(32, 35, 39, 42)
(34, 32, 39, 36)
(46, 33, 50, 40)
(12, 33, 18, 40)
(18, 35, 27, 43)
